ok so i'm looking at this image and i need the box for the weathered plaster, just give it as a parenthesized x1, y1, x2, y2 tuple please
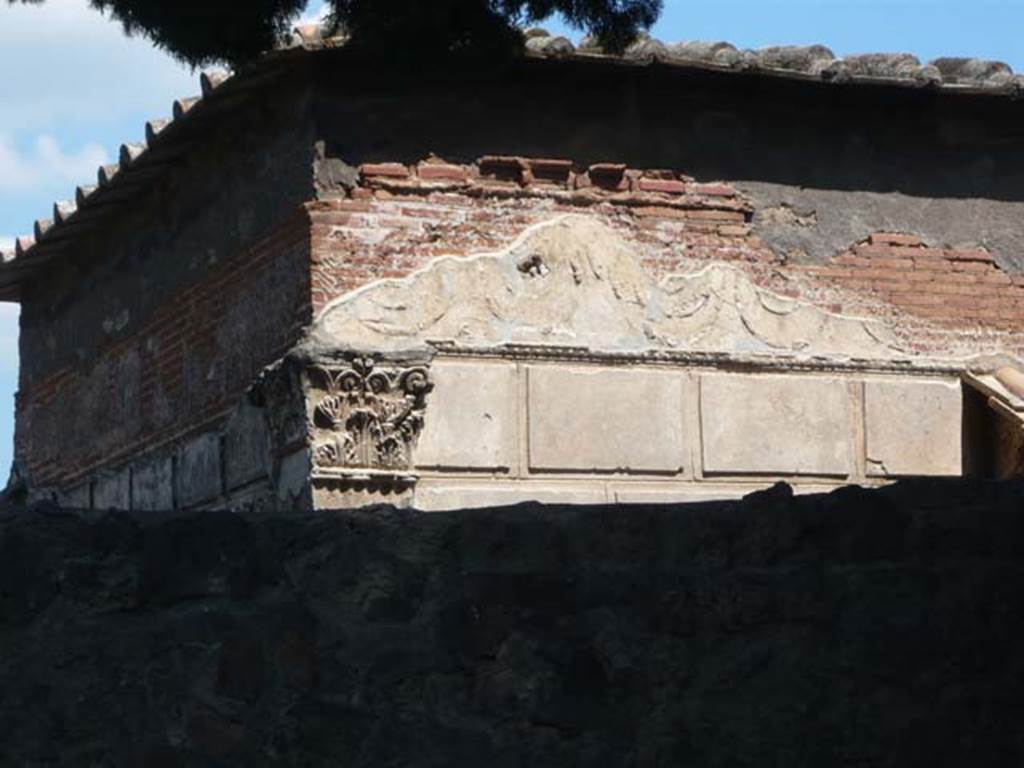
(312, 215, 995, 363)
(741, 183, 1024, 272)
(313, 62, 1024, 272)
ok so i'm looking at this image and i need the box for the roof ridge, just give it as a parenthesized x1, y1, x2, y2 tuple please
(1, 22, 1021, 286)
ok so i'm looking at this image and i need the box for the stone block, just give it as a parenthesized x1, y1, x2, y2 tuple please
(416, 362, 518, 471)
(224, 402, 272, 490)
(94, 468, 131, 511)
(700, 374, 852, 476)
(177, 433, 222, 508)
(612, 482, 840, 504)
(57, 482, 92, 510)
(132, 457, 175, 512)
(414, 481, 607, 512)
(278, 449, 311, 502)
(864, 379, 962, 477)
(612, 485, 748, 504)
(527, 367, 685, 474)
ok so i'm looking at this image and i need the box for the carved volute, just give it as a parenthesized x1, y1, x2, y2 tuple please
(307, 357, 433, 478)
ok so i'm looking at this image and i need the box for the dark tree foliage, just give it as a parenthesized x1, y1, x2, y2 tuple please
(8, 0, 662, 67)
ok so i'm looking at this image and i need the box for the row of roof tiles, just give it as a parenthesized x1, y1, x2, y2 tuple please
(289, 22, 1024, 91)
(2, 21, 1022, 284)
(522, 30, 1023, 90)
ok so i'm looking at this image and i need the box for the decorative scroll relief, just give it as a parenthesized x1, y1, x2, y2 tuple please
(307, 358, 433, 477)
(311, 214, 954, 363)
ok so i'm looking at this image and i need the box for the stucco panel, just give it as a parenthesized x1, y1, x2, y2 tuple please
(864, 379, 962, 477)
(700, 374, 853, 476)
(416, 362, 518, 471)
(527, 367, 685, 474)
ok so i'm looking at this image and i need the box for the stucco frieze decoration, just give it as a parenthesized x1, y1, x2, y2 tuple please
(307, 358, 433, 477)
(311, 215, 960, 364)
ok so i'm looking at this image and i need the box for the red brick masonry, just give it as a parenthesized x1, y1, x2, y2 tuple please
(17, 211, 311, 489)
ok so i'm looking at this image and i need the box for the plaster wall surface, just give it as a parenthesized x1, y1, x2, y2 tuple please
(527, 367, 686, 474)
(699, 374, 853, 477)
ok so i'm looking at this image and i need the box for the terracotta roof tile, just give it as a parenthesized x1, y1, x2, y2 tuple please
(32, 218, 53, 241)
(119, 142, 146, 167)
(145, 118, 171, 144)
(97, 163, 120, 187)
(53, 200, 76, 224)
(996, 366, 1024, 400)
(200, 70, 231, 96)
(75, 185, 97, 208)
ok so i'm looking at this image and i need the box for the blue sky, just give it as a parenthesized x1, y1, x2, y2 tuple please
(2, 0, 1024, 478)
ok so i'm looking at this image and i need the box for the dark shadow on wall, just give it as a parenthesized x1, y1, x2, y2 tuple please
(308, 57, 1024, 269)
(963, 385, 1024, 480)
(312, 55, 1024, 203)
(1, 478, 1024, 766)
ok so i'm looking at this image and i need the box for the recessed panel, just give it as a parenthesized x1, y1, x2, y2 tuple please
(132, 458, 174, 512)
(700, 374, 852, 476)
(177, 433, 222, 508)
(416, 362, 518, 471)
(864, 379, 962, 477)
(93, 469, 131, 511)
(527, 367, 685, 473)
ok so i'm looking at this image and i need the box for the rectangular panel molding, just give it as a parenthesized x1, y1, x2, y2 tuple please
(527, 366, 686, 474)
(415, 361, 519, 471)
(864, 379, 962, 477)
(700, 373, 853, 477)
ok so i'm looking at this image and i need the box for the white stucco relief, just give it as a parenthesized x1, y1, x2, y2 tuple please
(311, 214, 982, 363)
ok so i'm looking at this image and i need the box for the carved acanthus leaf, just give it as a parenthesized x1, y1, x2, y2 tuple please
(308, 357, 433, 474)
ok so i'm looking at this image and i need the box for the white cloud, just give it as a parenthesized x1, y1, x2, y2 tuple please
(0, 298, 19, 371)
(0, 296, 15, 475)
(0, 236, 17, 381)
(0, 303, 17, 358)
(0, 0, 320, 132)
(0, 0, 197, 130)
(0, 134, 108, 192)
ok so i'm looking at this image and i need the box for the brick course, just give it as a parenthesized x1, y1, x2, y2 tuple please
(792, 236, 1024, 331)
(16, 210, 312, 489)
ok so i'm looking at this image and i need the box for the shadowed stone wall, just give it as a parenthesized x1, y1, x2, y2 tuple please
(12, 81, 316, 498)
(2, 479, 1023, 766)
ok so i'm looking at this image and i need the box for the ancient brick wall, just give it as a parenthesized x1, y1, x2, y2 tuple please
(798, 234, 1024, 332)
(12, 83, 317, 497)
(310, 156, 1024, 355)
(298, 154, 1024, 512)
(16, 214, 312, 495)
(311, 62, 1024, 270)
(310, 158, 755, 314)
